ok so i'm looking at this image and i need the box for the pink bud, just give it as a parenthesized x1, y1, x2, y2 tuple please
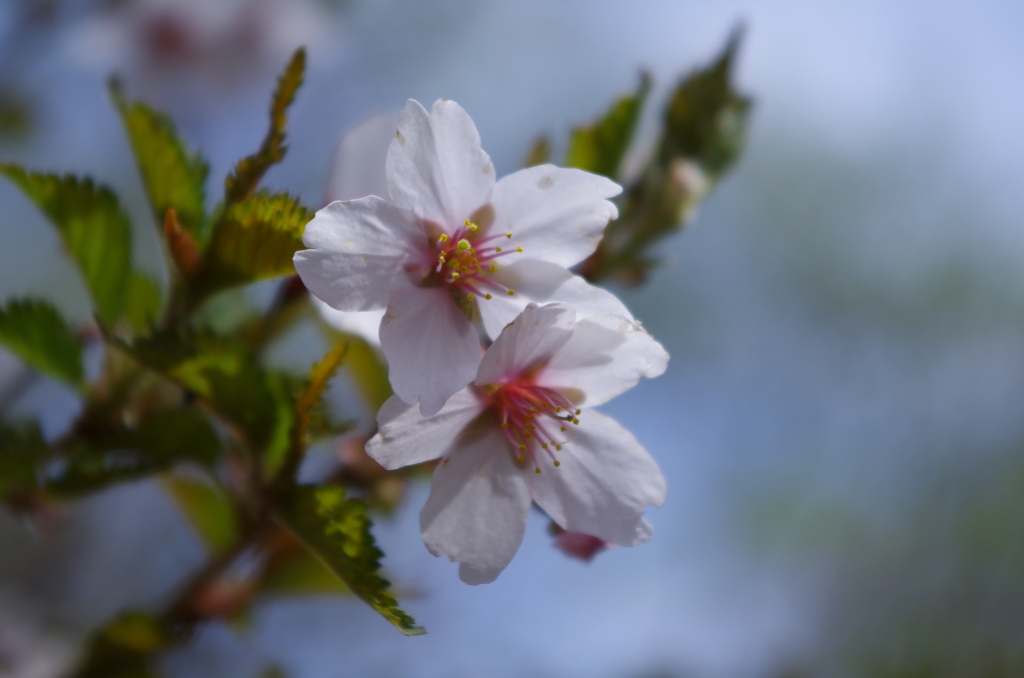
(551, 525, 612, 563)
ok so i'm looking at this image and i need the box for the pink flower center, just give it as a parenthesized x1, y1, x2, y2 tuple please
(486, 374, 580, 474)
(430, 219, 520, 300)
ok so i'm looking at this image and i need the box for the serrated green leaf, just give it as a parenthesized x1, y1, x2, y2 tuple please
(162, 474, 238, 555)
(0, 420, 47, 499)
(275, 342, 349, 483)
(111, 82, 209, 242)
(566, 73, 650, 179)
(261, 542, 351, 596)
(46, 408, 221, 497)
(0, 298, 83, 385)
(124, 334, 295, 462)
(203, 191, 312, 292)
(223, 48, 306, 205)
(661, 27, 751, 178)
(275, 485, 424, 635)
(0, 165, 132, 324)
(122, 272, 163, 335)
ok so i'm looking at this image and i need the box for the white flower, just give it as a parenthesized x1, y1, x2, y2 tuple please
(365, 303, 669, 585)
(294, 99, 631, 416)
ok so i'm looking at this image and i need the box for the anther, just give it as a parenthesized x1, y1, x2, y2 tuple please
(554, 460, 561, 467)
(464, 219, 478, 232)
(517, 456, 525, 463)
(506, 233, 513, 239)
(515, 247, 523, 253)
(489, 264, 498, 272)
(457, 239, 471, 252)
(507, 290, 516, 296)
(451, 272, 460, 280)
(534, 468, 541, 474)
(501, 422, 509, 427)
(438, 234, 449, 242)
(575, 409, 581, 415)
(554, 444, 562, 451)
(572, 418, 580, 425)
(560, 426, 567, 432)
(467, 293, 475, 300)
(495, 247, 502, 252)
(518, 444, 526, 451)
(485, 293, 493, 300)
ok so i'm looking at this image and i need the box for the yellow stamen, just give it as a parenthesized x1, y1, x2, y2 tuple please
(501, 422, 509, 427)
(516, 247, 523, 253)
(457, 239, 471, 252)
(518, 444, 527, 451)
(451, 272, 460, 280)
(495, 247, 502, 252)
(464, 219, 478, 232)
(575, 409, 581, 415)
(534, 468, 541, 474)
(517, 456, 524, 463)
(507, 289, 516, 296)
(489, 264, 498, 272)
(554, 460, 561, 467)
(485, 293, 493, 300)
(506, 233, 513, 239)
(572, 418, 580, 425)
(438, 234, 449, 242)
(554, 444, 562, 451)
(467, 293, 475, 300)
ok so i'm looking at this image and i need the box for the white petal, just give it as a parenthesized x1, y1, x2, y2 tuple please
(543, 314, 669, 406)
(324, 110, 398, 203)
(490, 165, 621, 268)
(420, 428, 532, 585)
(365, 389, 486, 470)
(294, 197, 428, 311)
(386, 99, 496, 227)
(527, 409, 666, 547)
(311, 296, 384, 346)
(475, 303, 575, 386)
(378, 285, 482, 416)
(478, 259, 635, 340)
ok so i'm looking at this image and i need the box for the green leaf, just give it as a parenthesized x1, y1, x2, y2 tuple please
(202, 191, 312, 291)
(0, 420, 46, 499)
(223, 48, 306, 205)
(660, 26, 752, 178)
(275, 485, 424, 635)
(46, 408, 221, 497)
(566, 73, 650, 178)
(162, 473, 238, 555)
(260, 541, 351, 596)
(0, 298, 83, 385)
(274, 342, 349, 484)
(0, 165, 132, 324)
(122, 272, 163, 335)
(111, 82, 209, 242)
(124, 334, 295, 462)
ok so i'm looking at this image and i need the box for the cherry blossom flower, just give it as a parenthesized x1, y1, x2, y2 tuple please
(365, 303, 668, 585)
(294, 99, 631, 416)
